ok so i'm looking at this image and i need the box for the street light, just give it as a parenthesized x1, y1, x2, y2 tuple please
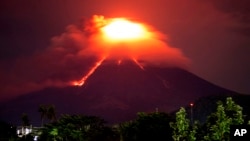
(190, 103, 194, 125)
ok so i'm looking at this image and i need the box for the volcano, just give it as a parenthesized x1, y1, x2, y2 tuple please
(0, 59, 237, 125)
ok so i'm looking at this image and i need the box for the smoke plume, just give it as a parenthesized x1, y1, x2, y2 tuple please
(0, 15, 190, 100)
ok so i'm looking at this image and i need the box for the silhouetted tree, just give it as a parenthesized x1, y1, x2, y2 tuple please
(40, 114, 117, 141)
(38, 104, 56, 126)
(120, 112, 173, 141)
(47, 105, 57, 122)
(21, 113, 30, 126)
(38, 105, 47, 127)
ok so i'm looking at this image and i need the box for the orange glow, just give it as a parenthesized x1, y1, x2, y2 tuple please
(71, 57, 106, 86)
(101, 18, 149, 41)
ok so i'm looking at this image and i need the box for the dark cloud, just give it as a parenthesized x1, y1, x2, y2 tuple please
(204, 0, 250, 36)
(208, 0, 250, 21)
(0, 0, 78, 61)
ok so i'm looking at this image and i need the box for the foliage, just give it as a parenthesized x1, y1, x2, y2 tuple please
(120, 112, 173, 141)
(40, 114, 118, 141)
(170, 107, 197, 141)
(203, 97, 244, 141)
(169, 97, 246, 141)
(1, 96, 247, 141)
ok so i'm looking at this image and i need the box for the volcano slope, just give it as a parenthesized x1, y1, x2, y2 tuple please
(0, 59, 237, 125)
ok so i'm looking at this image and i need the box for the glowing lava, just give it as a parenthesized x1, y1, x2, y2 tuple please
(101, 18, 149, 41)
(117, 59, 122, 65)
(133, 58, 145, 70)
(71, 57, 106, 86)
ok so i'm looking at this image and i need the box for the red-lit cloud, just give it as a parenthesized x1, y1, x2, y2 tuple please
(89, 16, 190, 67)
(0, 15, 190, 100)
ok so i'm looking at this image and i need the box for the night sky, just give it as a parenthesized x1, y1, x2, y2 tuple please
(1, 0, 250, 101)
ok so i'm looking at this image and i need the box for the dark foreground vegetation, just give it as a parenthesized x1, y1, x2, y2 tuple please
(1, 97, 250, 141)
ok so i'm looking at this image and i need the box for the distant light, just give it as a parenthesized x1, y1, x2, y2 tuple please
(190, 103, 194, 107)
(34, 136, 38, 141)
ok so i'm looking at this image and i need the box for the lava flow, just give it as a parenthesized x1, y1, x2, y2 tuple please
(71, 57, 106, 86)
(133, 58, 145, 70)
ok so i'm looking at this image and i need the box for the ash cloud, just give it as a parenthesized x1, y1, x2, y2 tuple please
(0, 15, 190, 100)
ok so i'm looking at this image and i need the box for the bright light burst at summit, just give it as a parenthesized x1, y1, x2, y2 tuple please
(101, 18, 149, 41)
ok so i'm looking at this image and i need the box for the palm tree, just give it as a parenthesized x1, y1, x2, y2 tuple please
(47, 105, 56, 122)
(38, 105, 47, 127)
(38, 104, 57, 126)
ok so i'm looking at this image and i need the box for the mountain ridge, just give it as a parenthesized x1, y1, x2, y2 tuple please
(0, 59, 238, 125)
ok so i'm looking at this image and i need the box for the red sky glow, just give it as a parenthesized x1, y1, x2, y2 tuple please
(0, 0, 250, 101)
